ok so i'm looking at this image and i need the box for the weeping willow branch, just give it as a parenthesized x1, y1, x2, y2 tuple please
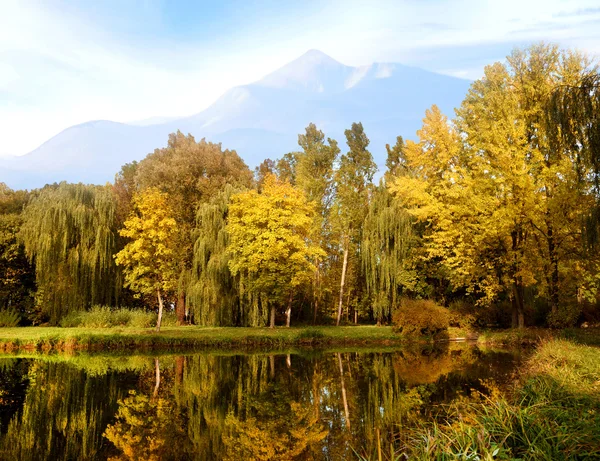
(19, 183, 122, 323)
(361, 183, 414, 323)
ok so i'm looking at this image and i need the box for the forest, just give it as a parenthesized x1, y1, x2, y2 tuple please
(1, 43, 600, 331)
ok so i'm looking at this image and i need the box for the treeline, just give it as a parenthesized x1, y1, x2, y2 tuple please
(1, 43, 600, 328)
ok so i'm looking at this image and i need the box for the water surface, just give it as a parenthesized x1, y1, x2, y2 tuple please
(0, 344, 523, 460)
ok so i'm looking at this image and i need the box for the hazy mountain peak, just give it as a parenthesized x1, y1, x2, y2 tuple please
(298, 49, 342, 65)
(1, 50, 472, 189)
(258, 49, 350, 93)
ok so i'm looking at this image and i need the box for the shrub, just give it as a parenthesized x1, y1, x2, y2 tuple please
(0, 308, 21, 327)
(59, 311, 84, 327)
(297, 328, 326, 340)
(128, 309, 155, 328)
(447, 300, 477, 329)
(59, 306, 156, 328)
(159, 311, 178, 327)
(392, 299, 450, 337)
(547, 304, 582, 328)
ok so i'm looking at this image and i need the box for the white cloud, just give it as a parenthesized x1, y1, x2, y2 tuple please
(0, 0, 599, 157)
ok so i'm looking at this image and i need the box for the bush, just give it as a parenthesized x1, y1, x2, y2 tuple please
(547, 304, 582, 328)
(0, 308, 21, 327)
(59, 306, 156, 328)
(159, 311, 178, 327)
(392, 299, 450, 337)
(447, 300, 477, 329)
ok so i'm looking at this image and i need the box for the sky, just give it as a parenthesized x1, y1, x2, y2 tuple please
(1, 0, 600, 157)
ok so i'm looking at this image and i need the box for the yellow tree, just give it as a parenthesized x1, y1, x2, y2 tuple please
(226, 174, 324, 327)
(115, 188, 179, 331)
(392, 45, 598, 328)
(390, 103, 537, 327)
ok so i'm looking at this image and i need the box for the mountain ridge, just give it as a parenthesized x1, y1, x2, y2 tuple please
(0, 50, 471, 189)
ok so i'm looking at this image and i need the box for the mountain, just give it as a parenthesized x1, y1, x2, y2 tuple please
(0, 50, 471, 190)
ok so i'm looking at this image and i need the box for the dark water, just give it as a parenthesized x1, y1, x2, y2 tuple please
(0, 344, 523, 461)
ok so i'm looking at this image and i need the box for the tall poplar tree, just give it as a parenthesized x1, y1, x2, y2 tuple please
(295, 123, 340, 322)
(334, 123, 376, 325)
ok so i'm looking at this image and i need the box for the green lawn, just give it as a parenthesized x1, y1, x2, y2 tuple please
(1, 324, 597, 353)
(0, 325, 401, 352)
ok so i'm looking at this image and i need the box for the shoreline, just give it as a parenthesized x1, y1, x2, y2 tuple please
(0, 325, 595, 353)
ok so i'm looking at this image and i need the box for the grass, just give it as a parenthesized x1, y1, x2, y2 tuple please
(1, 320, 597, 353)
(0, 325, 403, 352)
(387, 338, 600, 460)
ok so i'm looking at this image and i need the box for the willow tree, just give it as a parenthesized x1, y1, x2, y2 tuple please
(115, 188, 179, 332)
(548, 62, 600, 306)
(188, 185, 242, 326)
(19, 183, 121, 324)
(227, 174, 324, 327)
(362, 183, 414, 325)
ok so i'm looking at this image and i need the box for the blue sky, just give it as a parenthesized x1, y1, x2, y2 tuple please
(1, 0, 600, 156)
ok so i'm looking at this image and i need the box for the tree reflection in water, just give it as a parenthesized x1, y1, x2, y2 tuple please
(0, 344, 522, 461)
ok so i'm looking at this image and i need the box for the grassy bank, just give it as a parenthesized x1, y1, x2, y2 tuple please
(391, 338, 600, 460)
(1, 324, 597, 353)
(0, 325, 403, 352)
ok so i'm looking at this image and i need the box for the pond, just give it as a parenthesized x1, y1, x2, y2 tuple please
(0, 344, 524, 461)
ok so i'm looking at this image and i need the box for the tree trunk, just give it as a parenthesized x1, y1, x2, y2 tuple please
(176, 291, 186, 326)
(269, 355, 275, 378)
(269, 304, 275, 328)
(153, 358, 161, 398)
(285, 292, 293, 327)
(511, 282, 525, 329)
(175, 356, 184, 385)
(337, 353, 350, 429)
(313, 267, 320, 325)
(354, 309, 358, 324)
(547, 224, 560, 317)
(510, 229, 525, 329)
(156, 290, 164, 332)
(336, 245, 349, 326)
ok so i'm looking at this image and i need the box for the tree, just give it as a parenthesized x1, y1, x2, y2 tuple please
(0, 184, 34, 320)
(19, 183, 121, 324)
(385, 136, 406, 177)
(226, 174, 324, 327)
(133, 131, 253, 324)
(188, 185, 243, 326)
(334, 122, 376, 325)
(391, 45, 600, 328)
(115, 188, 179, 332)
(362, 182, 414, 325)
(391, 101, 537, 327)
(295, 123, 340, 322)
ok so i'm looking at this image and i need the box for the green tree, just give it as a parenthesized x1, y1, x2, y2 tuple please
(295, 123, 340, 322)
(0, 184, 34, 320)
(188, 185, 243, 326)
(362, 182, 414, 324)
(334, 122, 376, 325)
(19, 183, 121, 324)
(227, 174, 324, 327)
(115, 188, 179, 331)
